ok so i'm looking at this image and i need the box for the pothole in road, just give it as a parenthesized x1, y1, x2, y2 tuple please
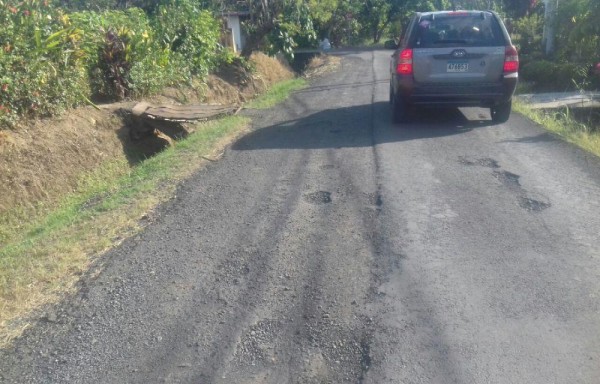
(234, 319, 280, 367)
(519, 197, 551, 212)
(320, 164, 335, 170)
(365, 192, 383, 207)
(304, 191, 332, 205)
(358, 337, 372, 383)
(458, 156, 475, 166)
(493, 170, 521, 187)
(458, 156, 500, 169)
(477, 158, 500, 168)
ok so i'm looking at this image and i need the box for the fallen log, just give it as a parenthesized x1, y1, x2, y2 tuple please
(129, 102, 240, 140)
(131, 102, 239, 122)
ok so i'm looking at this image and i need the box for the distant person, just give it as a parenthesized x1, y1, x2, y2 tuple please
(319, 37, 331, 51)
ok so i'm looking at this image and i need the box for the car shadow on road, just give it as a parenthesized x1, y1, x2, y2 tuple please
(234, 101, 497, 151)
(293, 79, 389, 95)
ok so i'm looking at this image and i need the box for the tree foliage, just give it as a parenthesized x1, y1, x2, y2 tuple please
(234, 0, 315, 57)
(554, 0, 600, 61)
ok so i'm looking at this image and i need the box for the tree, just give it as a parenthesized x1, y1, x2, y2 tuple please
(358, 0, 452, 43)
(238, 0, 315, 57)
(503, 0, 538, 17)
(305, 0, 361, 46)
(553, 0, 600, 60)
(358, 0, 393, 43)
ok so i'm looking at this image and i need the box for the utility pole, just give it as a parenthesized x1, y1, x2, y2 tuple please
(542, 0, 557, 55)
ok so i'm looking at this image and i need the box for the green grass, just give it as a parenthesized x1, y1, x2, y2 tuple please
(247, 78, 307, 109)
(514, 100, 600, 157)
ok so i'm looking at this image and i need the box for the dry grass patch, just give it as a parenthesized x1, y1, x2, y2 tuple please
(250, 52, 295, 84)
(303, 54, 342, 78)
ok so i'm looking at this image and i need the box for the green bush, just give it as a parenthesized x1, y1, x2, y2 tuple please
(0, 0, 90, 124)
(520, 60, 591, 92)
(68, 8, 174, 99)
(153, 0, 221, 77)
(130, 48, 190, 96)
(0, 0, 224, 125)
(511, 13, 543, 55)
(384, 39, 397, 49)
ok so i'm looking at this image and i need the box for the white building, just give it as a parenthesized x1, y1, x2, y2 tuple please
(223, 12, 250, 53)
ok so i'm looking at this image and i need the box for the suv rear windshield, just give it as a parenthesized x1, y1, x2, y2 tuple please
(412, 12, 505, 48)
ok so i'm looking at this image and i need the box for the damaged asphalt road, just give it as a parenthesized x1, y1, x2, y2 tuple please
(1, 50, 600, 383)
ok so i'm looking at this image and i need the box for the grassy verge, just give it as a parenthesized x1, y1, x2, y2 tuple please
(0, 115, 251, 346)
(514, 100, 600, 157)
(247, 78, 307, 109)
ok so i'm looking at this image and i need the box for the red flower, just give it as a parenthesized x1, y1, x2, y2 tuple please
(1, 84, 8, 92)
(9, 7, 17, 14)
(23, 10, 30, 16)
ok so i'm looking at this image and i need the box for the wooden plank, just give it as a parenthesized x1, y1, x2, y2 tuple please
(131, 102, 238, 122)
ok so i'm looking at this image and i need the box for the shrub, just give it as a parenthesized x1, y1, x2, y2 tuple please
(152, 0, 221, 77)
(130, 49, 190, 96)
(68, 8, 163, 99)
(0, 0, 224, 126)
(0, 0, 90, 125)
(511, 13, 543, 55)
(520, 60, 591, 92)
(384, 39, 397, 49)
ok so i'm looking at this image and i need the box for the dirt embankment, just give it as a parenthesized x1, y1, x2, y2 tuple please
(0, 53, 294, 215)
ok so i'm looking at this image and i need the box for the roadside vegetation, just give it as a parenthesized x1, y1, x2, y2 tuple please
(507, 0, 599, 152)
(0, 0, 230, 126)
(514, 101, 600, 157)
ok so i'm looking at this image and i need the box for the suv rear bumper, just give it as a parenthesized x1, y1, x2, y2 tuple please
(392, 74, 517, 107)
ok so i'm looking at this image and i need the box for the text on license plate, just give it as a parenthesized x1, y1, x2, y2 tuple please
(447, 61, 469, 72)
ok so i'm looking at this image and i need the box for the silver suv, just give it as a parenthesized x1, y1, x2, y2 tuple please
(389, 11, 518, 124)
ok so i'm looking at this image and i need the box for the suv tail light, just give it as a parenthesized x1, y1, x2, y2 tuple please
(396, 49, 413, 75)
(503, 45, 519, 73)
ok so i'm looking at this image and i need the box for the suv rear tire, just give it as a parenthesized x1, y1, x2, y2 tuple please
(391, 93, 410, 124)
(491, 100, 511, 124)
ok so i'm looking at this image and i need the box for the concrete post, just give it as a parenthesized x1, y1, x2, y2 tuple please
(542, 0, 557, 55)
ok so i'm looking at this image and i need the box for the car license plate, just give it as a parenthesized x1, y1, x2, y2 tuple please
(447, 61, 469, 72)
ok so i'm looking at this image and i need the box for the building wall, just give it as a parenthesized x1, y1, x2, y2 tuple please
(226, 16, 243, 53)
